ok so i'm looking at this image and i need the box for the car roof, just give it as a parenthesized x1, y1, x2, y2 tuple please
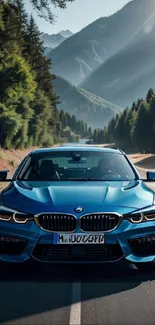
(31, 145, 123, 155)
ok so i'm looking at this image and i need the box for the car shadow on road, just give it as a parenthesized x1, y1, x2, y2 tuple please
(0, 261, 155, 323)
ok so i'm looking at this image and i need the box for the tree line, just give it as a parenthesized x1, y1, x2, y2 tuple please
(0, 0, 92, 149)
(93, 88, 155, 153)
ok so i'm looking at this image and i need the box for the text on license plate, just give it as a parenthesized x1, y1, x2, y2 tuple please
(54, 234, 104, 244)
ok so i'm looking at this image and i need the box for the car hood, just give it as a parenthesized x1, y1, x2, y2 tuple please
(1, 180, 154, 215)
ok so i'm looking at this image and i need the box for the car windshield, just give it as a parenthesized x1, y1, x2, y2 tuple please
(17, 151, 137, 182)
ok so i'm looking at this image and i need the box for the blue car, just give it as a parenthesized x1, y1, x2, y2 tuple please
(0, 145, 155, 271)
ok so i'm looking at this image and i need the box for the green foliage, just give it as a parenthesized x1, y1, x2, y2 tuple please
(0, 53, 36, 104)
(146, 88, 154, 104)
(8, 159, 15, 167)
(56, 137, 68, 144)
(93, 88, 155, 154)
(29, 0, 74, 23)
(0, 4, 4, 30)
(59, 109, 92, 140)
(0, 109, 22, 148)
(29, 90, 54, 146)
(0, 1, 89, 149)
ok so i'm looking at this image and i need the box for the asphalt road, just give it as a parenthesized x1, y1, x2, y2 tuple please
(1, 262, 155, 325)
(1, 167, 155, 325)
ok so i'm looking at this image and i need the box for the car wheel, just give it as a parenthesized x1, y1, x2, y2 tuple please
(134, 262, 154, 272)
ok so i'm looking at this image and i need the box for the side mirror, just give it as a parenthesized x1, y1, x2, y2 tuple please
(0, 170, 9, 181)
(147, 171, 155, 181)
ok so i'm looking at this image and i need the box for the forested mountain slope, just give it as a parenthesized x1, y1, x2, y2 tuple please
(53, 76, 123, 128)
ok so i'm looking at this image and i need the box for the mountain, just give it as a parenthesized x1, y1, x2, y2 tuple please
(40, 30, 73, 50)
(48, 0, 155, 85)
(82, 13, 155, 107)
(60, 30, 73, 38)
(53, 76, 123, 129)
(44, 46, 53, 56)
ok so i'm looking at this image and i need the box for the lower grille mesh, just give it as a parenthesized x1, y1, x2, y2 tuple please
(32, 244, 123, 262)
(0, 236, 27, 255)
(129, 237, 155, 256)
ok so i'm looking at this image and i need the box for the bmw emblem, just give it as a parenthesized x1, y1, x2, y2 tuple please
(74, 206, 84, 213)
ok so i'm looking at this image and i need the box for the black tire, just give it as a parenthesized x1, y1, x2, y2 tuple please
(134, 262, 154, 272)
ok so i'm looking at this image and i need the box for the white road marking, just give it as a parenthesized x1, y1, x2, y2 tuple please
(69, 282, 81, 325)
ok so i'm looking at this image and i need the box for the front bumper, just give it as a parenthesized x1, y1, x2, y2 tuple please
(1, 219, 155, 264)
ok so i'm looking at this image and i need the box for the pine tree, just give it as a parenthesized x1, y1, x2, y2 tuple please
(146, 88, 154, 104)
(29, 90, 54, 146)
(146, 96, 155, 152)
(0, 3, 4, 30)
(71, 114, 76, 132)
(131, 102, 136, 111)
(88, 127, 92, 138)
(0, 1, 90, 148)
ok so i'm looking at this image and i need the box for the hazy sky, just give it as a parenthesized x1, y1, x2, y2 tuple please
(24, 0, 130, 34)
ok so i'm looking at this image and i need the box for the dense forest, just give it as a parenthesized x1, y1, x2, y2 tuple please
(93, 88, 155, 153)
(0, 0, 91, 149)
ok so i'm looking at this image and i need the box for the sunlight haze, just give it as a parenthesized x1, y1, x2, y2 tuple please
(24, 0, 130, 34)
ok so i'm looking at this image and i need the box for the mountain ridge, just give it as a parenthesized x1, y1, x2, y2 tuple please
(82, 13, 155, 107)
(40, 29, 74, 50)
(48, 0, 155, 85)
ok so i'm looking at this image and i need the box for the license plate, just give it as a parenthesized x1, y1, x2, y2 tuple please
(54, 234, 104, 244)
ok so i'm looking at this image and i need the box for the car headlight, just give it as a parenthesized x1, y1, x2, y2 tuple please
(0, 206, 33, 224)
(125, 206, 155, 224)
(126, 213, 155, 224)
